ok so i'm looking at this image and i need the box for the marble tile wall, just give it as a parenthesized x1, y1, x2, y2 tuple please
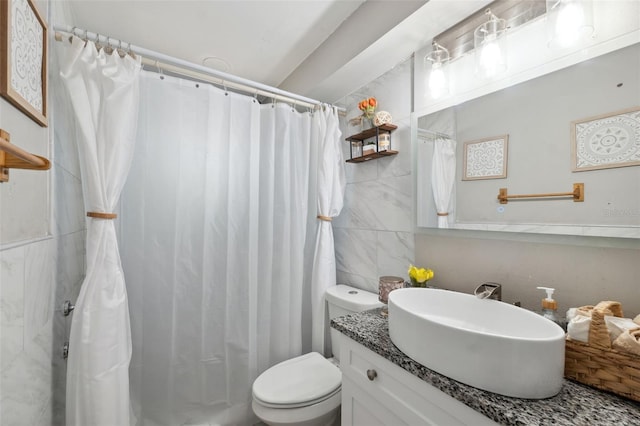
(333, 58, 415, 295)
(0, 2, 84, 425)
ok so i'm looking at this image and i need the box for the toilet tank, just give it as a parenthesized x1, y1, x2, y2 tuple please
(325, 284, 383, 361)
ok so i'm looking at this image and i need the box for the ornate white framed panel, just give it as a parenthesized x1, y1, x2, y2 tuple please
(0, 0, 48, 127)
(462, 134, 509, 180)
(571, 106, 640, 172)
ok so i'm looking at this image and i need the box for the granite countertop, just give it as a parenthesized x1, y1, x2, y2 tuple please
(331, 308, 640, 426)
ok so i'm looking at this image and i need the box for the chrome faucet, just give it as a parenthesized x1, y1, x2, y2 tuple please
(474, 282, 502, 301)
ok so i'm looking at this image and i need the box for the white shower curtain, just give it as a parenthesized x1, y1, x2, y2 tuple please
(310, 109, 345, 354)
(121, 71, 327, 425)
(431, 137, 457, 228)
(60, 37, 141, 426)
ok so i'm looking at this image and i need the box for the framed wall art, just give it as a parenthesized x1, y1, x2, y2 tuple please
(571, 106, 640, 172)
(0, 0, 48, 127)
(462, 134, 509, 180)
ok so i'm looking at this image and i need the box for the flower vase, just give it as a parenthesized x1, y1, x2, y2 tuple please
(409, 277, 427, 288)
(361, 115, 374, 131)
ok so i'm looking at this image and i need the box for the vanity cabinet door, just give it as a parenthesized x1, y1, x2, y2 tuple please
(339, 335, 499, 426)
(342, 376, 409, 426)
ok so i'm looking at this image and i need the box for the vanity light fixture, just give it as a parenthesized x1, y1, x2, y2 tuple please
(474, 8, 508, 79)
(546, 0, 594, 48)
(425, 41, 450, 99)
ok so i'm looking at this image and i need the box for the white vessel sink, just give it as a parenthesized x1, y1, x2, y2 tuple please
(388, 288, 565, 399)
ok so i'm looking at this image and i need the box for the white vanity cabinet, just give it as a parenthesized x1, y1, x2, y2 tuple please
(339, 334, 500, 426)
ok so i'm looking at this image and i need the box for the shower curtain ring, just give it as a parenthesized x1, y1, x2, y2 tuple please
(155, 61, 164, 79)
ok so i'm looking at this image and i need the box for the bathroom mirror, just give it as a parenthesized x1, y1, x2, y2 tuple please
(415, 42, 640, 238)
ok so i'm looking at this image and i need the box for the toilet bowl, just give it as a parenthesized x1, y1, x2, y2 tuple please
(251, 285, 383, 426)
(252, 352, 341, 426)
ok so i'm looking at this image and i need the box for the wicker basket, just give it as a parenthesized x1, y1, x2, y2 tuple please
(565, 337, 640, 402)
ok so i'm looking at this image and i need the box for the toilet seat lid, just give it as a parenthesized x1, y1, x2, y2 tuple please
(253, 352, 341, 406)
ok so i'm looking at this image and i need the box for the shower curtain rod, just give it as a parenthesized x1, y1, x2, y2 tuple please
(418, 128, 452, 140)
(53, 25, 345, 112)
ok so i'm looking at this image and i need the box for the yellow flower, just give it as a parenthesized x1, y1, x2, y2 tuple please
(408, 264, 434, 283)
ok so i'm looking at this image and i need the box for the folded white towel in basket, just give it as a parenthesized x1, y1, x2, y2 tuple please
(567, 314, 591, 342)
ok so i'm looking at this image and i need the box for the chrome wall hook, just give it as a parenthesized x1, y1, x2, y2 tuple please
(63, 300, 75, 316)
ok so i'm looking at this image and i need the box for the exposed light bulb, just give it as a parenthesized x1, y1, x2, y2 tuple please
(474, 9, 507, 79)
(555, 1, 585, 47)
(426, 41, 450, 99)
(429, 62, 447, 99)
(479, 35, 502, 77)
(547, 0, 594, 49)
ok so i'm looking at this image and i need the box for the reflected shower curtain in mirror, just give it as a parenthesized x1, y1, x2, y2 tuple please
(60, 37, 141, 426)
(431, 137, 457, 228)
(121, 72, 320, 425)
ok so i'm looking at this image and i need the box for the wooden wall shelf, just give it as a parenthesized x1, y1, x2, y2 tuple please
(345, 123, 398, 142)
(346, 150, 398, 163)
(345, 123, 398, 163)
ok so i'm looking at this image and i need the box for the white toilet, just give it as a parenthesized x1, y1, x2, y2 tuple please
(251, 284, 383, 426)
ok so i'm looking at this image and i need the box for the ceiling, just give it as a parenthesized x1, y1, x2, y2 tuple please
(65, 0, 493, 103)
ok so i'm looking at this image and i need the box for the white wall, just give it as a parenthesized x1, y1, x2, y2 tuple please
(0, 0, 51, 243)
(0, 1, 84, 424)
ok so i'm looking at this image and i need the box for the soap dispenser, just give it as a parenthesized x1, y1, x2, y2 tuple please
(536, 286, 564, 330)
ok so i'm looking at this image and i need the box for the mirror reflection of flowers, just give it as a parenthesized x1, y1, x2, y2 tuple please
(408, 264, 434, 288)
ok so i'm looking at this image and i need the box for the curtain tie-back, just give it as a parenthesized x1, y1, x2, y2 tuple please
(87, 211, 118, 220)
(317, 215, 332, 222)
(437, 212, 449, 217)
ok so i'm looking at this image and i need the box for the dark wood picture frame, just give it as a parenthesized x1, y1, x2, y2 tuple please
(0, 0, 48, 127)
